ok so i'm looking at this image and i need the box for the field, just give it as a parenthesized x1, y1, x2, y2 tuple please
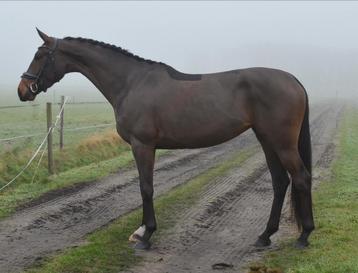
(0, 102, 115, 148)
(0, 101, 133, 218)
(0, 100, 355, 273)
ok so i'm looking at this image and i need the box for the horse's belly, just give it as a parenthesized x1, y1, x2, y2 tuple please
(155, 120, 250, 149)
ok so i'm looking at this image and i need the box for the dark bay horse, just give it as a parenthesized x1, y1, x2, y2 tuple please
(18, 29, 314, 250)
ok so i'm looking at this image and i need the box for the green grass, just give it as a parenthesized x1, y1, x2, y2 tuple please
(25, 147, 257, 273)
(0, 150, 133, 218)
(258, 105, 358, 273)
(0, 146, 168, 219)
(0, 102, 137, 218)
(0, 129, 133, 217)
(0, 103, 114, 148)
(0, 103, 118, 186)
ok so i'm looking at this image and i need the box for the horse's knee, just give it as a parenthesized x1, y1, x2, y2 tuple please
(140, 185, 154, 201)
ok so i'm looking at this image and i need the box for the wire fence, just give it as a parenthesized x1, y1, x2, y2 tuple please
(0, 104, 40, 109)
(0, 133, 45, 143)
(0, 97, 69, 192)
(0, 97, 117, 192)
(0, 98, 114, 144)
(0, 123, 115, 143)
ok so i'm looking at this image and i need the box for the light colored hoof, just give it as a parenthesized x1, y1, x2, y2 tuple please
(129, 225, 146, 242)
(129, 234, 140, 242)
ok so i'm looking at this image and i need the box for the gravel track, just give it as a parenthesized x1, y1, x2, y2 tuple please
(0, 102, 342, 273)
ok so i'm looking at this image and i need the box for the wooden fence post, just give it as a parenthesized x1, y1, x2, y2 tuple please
(60, 96, 65, 150)
(46, 102, 54, 174)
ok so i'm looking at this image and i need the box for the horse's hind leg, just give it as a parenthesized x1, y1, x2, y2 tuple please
(254, 137, 290, 247)
(277, 148, 314, 248)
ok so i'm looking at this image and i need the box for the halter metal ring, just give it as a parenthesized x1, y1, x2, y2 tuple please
(29, 82, 39, 94)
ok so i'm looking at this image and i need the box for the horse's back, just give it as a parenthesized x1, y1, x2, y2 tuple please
(201, 67, 307, 128)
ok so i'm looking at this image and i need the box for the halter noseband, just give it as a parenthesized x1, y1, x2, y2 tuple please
(21, 38, 58, 95)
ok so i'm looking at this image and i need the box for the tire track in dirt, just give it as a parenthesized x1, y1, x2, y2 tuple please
(125, 102, 343, 273)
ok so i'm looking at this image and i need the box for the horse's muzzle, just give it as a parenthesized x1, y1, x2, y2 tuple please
(18, 80, 36, 101)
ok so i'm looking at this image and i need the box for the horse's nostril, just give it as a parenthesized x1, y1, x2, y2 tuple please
(18, 88, 25, 100)
(18, 80, 30, 100)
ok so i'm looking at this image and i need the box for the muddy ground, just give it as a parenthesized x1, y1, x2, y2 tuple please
(0, 102, 343, 273)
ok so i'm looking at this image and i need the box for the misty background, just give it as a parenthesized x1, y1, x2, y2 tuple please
(1, 1, 358, 105)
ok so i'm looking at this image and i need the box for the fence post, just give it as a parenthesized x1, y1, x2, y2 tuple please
(60, 96, 65, 150)
(46, 102, 54, 174)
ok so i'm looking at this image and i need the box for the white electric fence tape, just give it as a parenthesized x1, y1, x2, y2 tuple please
(0, 97, 69, 193)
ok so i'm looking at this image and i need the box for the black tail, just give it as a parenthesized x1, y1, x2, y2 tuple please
(298, 90, 312, 175)
(292, 87, 312, 229)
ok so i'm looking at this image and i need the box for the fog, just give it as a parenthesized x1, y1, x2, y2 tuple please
(1, 1, 358, 104)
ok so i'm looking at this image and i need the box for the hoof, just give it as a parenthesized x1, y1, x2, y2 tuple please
(254, 236, 271, 247)
(129, 225, 146, 242)
(129, 233, 142, 243)
(295, 240, 309, 249)
(134, 240, 151, 250)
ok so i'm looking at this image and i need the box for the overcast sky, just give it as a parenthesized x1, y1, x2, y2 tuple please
(1, 1, 358, 103)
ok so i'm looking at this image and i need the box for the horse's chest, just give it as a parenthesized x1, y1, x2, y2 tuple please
(114, 114, 131, 144)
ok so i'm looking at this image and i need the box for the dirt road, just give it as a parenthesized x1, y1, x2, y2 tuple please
(125, 101, 343, 273)
(0, 102, 342, 273)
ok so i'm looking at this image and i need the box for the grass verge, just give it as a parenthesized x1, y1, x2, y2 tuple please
(0, 150, 132, 219)
(25, 147, 257, 273)
(255, 105, 358, 273)
(0, 148, 168, 219)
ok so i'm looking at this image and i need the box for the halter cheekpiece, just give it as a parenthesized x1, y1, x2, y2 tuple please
(21, 38, 58, 94)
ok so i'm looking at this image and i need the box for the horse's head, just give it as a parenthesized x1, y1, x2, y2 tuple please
(18, 29, 65, 101)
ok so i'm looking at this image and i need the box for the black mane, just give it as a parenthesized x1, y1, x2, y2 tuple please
(63, 36, 164, 65)
(63, 36, 202, 81)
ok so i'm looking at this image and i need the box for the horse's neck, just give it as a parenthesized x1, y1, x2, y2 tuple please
(63, 42, 146, 106)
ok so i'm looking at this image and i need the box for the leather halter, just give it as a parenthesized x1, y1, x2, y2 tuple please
(21, 38, 58, 94)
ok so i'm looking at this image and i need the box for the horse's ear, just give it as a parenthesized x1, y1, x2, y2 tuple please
(36, 28, 51, 43)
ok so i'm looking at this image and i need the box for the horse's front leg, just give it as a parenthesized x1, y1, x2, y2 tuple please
(128, 138, 156, 249)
